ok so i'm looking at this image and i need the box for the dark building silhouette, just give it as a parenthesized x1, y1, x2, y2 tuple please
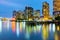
(53, 0, 60, 21)
(24, 6, 34, 20)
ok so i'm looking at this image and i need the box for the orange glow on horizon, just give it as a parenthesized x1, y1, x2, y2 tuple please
(11, 18, 15, 20)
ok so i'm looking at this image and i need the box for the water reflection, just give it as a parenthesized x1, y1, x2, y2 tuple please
(42, 24, 48, 40)
(57, 26, 59, 31)
(7, 20, 10, 30)
(20, 22, 23, 32)
(49, 24, 51, 32)
(11, 21, 16, 32)
(53, 24, 55, 32)
(0, 20, 60, 40)
(16, 22, 20, 37)
(0, 19, 2, 32)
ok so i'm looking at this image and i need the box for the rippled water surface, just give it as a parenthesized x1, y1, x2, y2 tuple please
(0, 20, 60, 40)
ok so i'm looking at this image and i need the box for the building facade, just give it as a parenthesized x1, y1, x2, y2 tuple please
(53, 0, 60, 20)
(42, 2, 49, 18)
(53, 0, 60, 11)
(33, 10, 40, 21)
(34, 10, 40, 18)
(13, 10, 25, 20)
(42, 2, 52, 21)
(24, 6, 34, 21)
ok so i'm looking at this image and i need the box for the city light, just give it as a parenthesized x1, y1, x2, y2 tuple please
(0, 0, 60, 40)
(16, 22, 20, 37)
(0, 19, 2, 32)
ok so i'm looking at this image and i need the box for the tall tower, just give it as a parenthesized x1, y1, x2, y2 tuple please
(53, 0, 60, 11)
(24, 6, 33, 20)
(53, 0, 60, 39)
(42, 2, 50, 21)
(53, 0, 60, 20)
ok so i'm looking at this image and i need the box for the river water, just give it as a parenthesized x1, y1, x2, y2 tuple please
(0, 20, 60, 40)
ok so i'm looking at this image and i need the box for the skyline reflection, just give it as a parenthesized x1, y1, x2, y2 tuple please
(0, 20, 60, 40)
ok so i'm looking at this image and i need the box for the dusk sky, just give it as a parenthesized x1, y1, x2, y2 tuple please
(0, 0, 53, 18)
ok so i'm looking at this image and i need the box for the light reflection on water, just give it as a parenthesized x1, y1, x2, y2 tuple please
(0, 20, 60, 40)
(0, 20, 2, 32)
(16, 22, 20, 37)
(7, 20, 10, 30)
(53, 24, 55, 32)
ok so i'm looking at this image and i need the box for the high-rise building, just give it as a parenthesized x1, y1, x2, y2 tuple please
(42, 2, 52, 21)
(53, 0, 60, 20)
(34, 10, 40, 18)
(25, 6, 33, 14)
(42, 2, 49, 18)
(13, 10, 25, 20)
(53, 0, 60, 11)
(24, 6, 34, 20)
(42, 2, 50, 21)
(34, 10, 40, 21)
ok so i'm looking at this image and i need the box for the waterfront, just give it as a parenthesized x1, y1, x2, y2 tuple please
(0, 20, 60, 40)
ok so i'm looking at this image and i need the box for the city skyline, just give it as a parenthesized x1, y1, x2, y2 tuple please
(0, 0, 60, 40)
(0, 0, 53, 18)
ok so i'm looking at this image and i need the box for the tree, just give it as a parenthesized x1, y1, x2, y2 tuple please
(55, 16, 60, 21)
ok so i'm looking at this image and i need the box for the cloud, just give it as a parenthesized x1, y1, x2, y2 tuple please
(0, 0, 22, 7)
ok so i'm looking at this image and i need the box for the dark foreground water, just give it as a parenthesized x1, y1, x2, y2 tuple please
(0, 21, 60, 40)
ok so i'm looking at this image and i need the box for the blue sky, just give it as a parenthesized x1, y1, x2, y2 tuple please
(0, 0, 53, 18)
